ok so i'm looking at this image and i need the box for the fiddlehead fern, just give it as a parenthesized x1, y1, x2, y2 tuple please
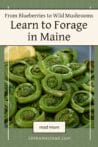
(14, 80, 41, 104)
(38, 54, 65, 75)
(55, 48, 78, 63)
(55, 108, 79, 128)
(61, 79, 79, 95)
(49, 65, 73, 80)
(42, 74, 65, 97)
(67, 63, 87, 76)
(71, 90, 93, 113)
(6, 61, 28, 83)
(31, 100, 45, 121)
(15, 107, 45, 128)
(39, 92, 70, 113)
(25, 64, 44, 80)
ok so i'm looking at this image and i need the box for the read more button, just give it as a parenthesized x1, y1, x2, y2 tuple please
(33, 122, 65, 133)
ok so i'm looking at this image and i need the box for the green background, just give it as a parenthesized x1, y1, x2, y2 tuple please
(0, 0, 98, 9)
(0, 0, 98, 146)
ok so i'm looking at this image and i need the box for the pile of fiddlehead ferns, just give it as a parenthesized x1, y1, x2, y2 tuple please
(4, 46, 94, 128)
